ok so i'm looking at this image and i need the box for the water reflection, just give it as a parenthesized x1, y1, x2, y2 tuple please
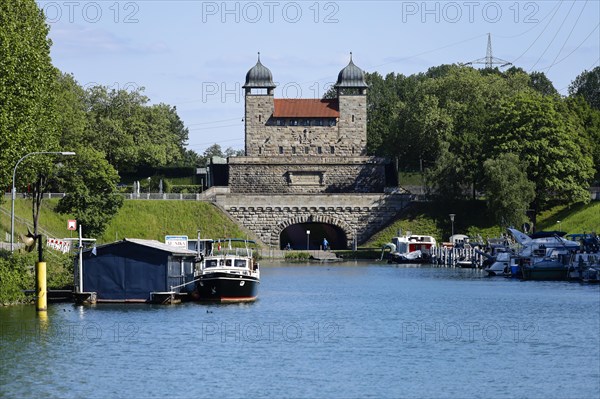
(1, 263, 598, 399)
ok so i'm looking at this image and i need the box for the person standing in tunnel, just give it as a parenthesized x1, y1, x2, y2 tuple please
(323, 238, 329, 251)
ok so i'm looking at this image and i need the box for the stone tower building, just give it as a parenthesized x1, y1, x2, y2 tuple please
(228, 53, 388, 194)
(213, 54, 405, 250)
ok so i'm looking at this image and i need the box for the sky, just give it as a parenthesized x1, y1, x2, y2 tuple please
(37, 0, 600, 155)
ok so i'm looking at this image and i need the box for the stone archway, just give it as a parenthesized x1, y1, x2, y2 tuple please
(273, 215, 353, 250)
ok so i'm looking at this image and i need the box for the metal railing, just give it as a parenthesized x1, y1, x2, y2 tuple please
(4, 186, 600, 201)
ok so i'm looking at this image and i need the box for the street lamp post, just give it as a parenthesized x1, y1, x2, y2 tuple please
(306, 230, 310, 251)
(449, 213, 455, 241)
(11, 151, 76, 251)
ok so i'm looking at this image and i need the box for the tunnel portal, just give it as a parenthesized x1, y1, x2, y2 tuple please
(280, 223, 347, 251)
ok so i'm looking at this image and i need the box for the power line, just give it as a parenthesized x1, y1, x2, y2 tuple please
(188, 123, 242, 131)
(529, 0, 577, 71)
(512, 1, 564, 64)
(543, 23, 599, 70)
(187, 137, 244, 149)
(546, 0, 589, 72)
(497, 2, 562, 40)
(187, 117, 242, 127)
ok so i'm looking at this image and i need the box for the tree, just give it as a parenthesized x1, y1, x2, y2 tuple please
(488, 91, 594, 216)
(419, 66, 509, 198)
(224, 147, 244, 157)
(0, 0, 60, 192)
(393, 92, 452, 171)
(569, 67, 600, 110)
(203, 144, 225, 159)
(55, 72, 88, 148)
(424, 142, 469, 202)
(483, 153, 535, 228)
(564, 96, 600, 180)
(528, 71, 558, 96)
(82, 85, 189, 173)
(53, 147, 124, 237)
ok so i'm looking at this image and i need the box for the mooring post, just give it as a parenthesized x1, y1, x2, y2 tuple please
(36, 260, 47, 312)
(35, 233, 47, 312)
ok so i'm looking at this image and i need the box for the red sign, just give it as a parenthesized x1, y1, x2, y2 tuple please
(67, 220, 77, 231)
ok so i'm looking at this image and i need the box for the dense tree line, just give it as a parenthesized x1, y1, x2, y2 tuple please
(1, 0, 195, 237)
(361, 65, 600, 227)
(3, 0, 599, 237)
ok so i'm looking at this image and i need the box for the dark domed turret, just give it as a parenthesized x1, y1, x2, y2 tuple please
(243, 52, 276, 91)
(335, 52, 368, 89)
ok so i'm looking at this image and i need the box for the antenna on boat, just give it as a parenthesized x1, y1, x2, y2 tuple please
(196, 229, 201, 257)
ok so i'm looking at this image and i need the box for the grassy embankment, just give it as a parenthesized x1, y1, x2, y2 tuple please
(3, 197, 599, 250)
(1, 198, 249, 244)
(0, 198, 249, 304)
(363, 201, 600, 248)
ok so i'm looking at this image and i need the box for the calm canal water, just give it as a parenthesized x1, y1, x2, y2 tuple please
(1, 261, 599, 399)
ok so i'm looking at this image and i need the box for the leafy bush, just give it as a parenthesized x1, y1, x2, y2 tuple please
(0, 251, 34, 305)
(169, 185, 202, 194)
(0, 250, 74, 305)
(284, 252, 311, 261)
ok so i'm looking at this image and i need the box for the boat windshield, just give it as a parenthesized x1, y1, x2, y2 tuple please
(205, 259, 218, 268)
(234, 259, 247, 268)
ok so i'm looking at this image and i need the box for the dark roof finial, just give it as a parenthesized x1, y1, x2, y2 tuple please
(335, 53, 368, 89)
(243, 53, 276, 89)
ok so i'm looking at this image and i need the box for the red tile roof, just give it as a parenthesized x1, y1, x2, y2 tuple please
(273, 99, 339, 118)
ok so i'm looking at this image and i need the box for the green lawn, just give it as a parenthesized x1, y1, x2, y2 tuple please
(1, 198, 249, 245)
(363, 200, 600, 247)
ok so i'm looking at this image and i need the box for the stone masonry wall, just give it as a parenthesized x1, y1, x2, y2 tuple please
(244, 93, 367, 157)
(215, 193, 410, 248)
(337, 94, 367, 155)
(228, 156, 386, 194)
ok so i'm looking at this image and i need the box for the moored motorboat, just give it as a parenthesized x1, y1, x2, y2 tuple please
(194, 239, 260, 302)
(383, 233, 437, 264)
(484, 250, 512, 276)
(519, 252, 573, 281)
(506, 228, 580, 281)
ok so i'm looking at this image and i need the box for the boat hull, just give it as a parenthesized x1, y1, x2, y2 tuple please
(521, 265, 569, 281)
(388, 252, 433, 264)
(195, 272, 259, 302)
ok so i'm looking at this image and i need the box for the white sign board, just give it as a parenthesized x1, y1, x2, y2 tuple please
(165, 235, 188, 249)
(67, 220, 77, 230)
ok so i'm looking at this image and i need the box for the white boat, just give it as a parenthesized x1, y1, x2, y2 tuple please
(193, 239, 260, 302)
(385, 233, 437, 264)
(484, 250, 512, 276)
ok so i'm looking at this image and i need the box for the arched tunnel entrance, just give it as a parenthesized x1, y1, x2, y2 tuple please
(280, 223, 347, 250)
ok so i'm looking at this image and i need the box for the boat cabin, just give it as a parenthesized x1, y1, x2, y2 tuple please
(78, 238, 199, 302)
(392, 234, 437, 254)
